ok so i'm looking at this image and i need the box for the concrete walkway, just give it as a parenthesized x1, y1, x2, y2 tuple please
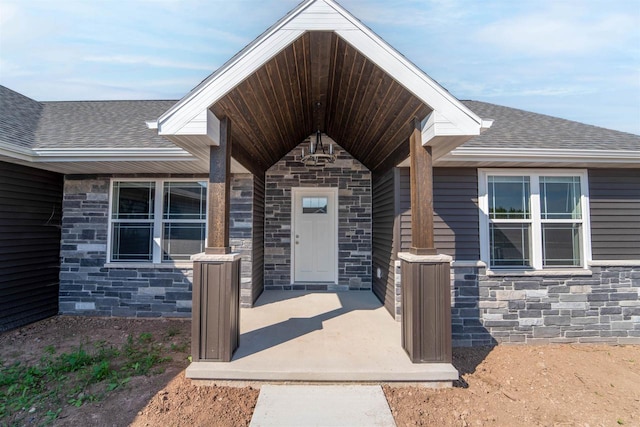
(249, 385, 396, 427)
(186, 291, 457, 384)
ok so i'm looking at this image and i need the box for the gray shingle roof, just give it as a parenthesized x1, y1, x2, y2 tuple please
(35, 100, 177, 149)
(0, 85, 44, 149)
(462, 100, 640, 151)
(2, 86, 638, 153)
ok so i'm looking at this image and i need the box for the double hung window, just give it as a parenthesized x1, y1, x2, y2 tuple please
(109, 180, 207, 263)
(479, 170, 590, 270)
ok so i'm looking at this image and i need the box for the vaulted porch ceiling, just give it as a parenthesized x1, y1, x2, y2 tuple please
(156, 0, 490, 177)
(211, 31, 432, 174)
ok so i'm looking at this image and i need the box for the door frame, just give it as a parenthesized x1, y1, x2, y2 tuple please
(290, 187, 339, 284)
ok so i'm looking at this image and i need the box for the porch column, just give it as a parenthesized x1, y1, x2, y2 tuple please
(400, 118, 453, 364)
(191, 116, 241, 363)
(206, 117, 231, 254)
(409, 118, 436, 255)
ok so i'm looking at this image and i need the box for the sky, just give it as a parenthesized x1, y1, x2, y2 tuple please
(1, 0, 639, 135)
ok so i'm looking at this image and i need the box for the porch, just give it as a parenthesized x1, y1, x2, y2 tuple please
(186, 290, 458, 384)
(159, 0, 490, 379)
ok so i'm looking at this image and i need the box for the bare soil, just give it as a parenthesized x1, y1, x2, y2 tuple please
(2, 316, 639, 427)
(386, 345, 640, 426)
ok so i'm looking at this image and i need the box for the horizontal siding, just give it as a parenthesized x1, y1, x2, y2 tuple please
(252, 174, 265, 305)
(0, 161, 63, 332)
(589, 169, 640, 260)
(399, 167, 480, 260)
(372, 169, 397, 317)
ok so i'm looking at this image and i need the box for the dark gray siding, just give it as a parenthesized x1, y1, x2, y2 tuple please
(372, 169, 398, 316)
(252, 174, 265, 304)
(399, 167, 480, 260)
(589, 169, 640, 260)
(0, 161, 62, 332)
(399, 168, 411, 252)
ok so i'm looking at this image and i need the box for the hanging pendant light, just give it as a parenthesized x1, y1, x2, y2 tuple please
(300, 130, 336, 166)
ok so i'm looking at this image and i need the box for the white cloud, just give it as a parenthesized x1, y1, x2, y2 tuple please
(83, 55, 215, 72)
(476, 6, 637, 56)
(344, 0, 467, 28)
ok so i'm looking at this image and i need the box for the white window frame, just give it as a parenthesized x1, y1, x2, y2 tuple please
(478, 169, 592, 270)
(107, 178, 208, 264)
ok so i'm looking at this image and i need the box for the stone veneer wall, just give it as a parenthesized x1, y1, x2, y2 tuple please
(450, 264, 640, 346)
(264, 141, 372, 290)
(229, 174, 256, 307)
(59, 174, 255, 317)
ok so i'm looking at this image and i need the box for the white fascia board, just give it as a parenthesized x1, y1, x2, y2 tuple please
(0, 141, 34, 162)
(157, 0, 486, 140)
(481, 119, 494, 132)
(441, 147, 640, 164)
(34, 148, 194, 162)
(0, 142, 196, 163)
(421, 111, 462, 145)
(145, 120, 158, 130)
(173, 110, 221, 146)
(281, 0, 358, 30)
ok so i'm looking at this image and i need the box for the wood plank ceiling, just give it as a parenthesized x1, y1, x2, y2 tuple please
(211, 31, 432, 175)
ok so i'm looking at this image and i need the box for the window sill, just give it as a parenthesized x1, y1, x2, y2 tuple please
(486, 268, 593, 277)
(104, 262, 194, 269)
(588, 260, 640, 267)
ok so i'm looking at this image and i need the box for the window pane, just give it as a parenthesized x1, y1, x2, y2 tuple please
(163, 223, 205, 261)
(112, 223, 153, 261)
(541, 176, 581, 219)
(113, 182, 154, 219)
(490, 223, 531, 267)
(488, 176, 530, 219)
(302, 197, 328, 214)
(163, 182, 207, 220)
(543, 224, 582, 267)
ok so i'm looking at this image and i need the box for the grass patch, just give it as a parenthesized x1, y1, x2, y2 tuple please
(0, 332, 175, 426)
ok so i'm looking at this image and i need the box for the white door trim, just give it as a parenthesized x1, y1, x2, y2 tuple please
(291, 187, 339, 284)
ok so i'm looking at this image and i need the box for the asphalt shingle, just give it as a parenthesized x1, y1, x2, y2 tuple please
(2, 85, 638, 153)
(0, 85, 44, 149)
(35, 100, 178, 149)
(462, 100, 640, 151)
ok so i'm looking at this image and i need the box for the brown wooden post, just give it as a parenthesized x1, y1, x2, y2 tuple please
(206, 116, 231, 254)
(400, 117, 454, 368)
(409, 118, 436, 255)
(190, 115, 241, 363)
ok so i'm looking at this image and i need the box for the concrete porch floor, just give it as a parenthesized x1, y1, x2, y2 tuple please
(186, 290, 458, 384)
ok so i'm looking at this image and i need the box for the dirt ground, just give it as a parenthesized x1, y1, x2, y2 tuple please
(385, 345, 640, 426)
(1, 316, 639, 427)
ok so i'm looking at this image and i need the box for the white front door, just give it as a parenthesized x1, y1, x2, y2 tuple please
(292, 188, 338, 283)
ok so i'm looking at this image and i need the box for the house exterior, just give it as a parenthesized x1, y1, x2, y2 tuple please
(1, 0, 639, 350)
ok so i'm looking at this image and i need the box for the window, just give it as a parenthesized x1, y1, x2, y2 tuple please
(479, 170, 590, 270)
(109, 180, 207, 263)
(302, 197, 328, 214)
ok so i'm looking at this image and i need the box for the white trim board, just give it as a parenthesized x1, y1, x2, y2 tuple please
(440, 148, 640, 165)
(156, 0, 487, 145)
(0, 141, 194, 162)
(478, 168, 592, 272)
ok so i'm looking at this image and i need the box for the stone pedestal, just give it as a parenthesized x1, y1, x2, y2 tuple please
(191, 253, 241, 362)
(398, 253, 452, 363)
